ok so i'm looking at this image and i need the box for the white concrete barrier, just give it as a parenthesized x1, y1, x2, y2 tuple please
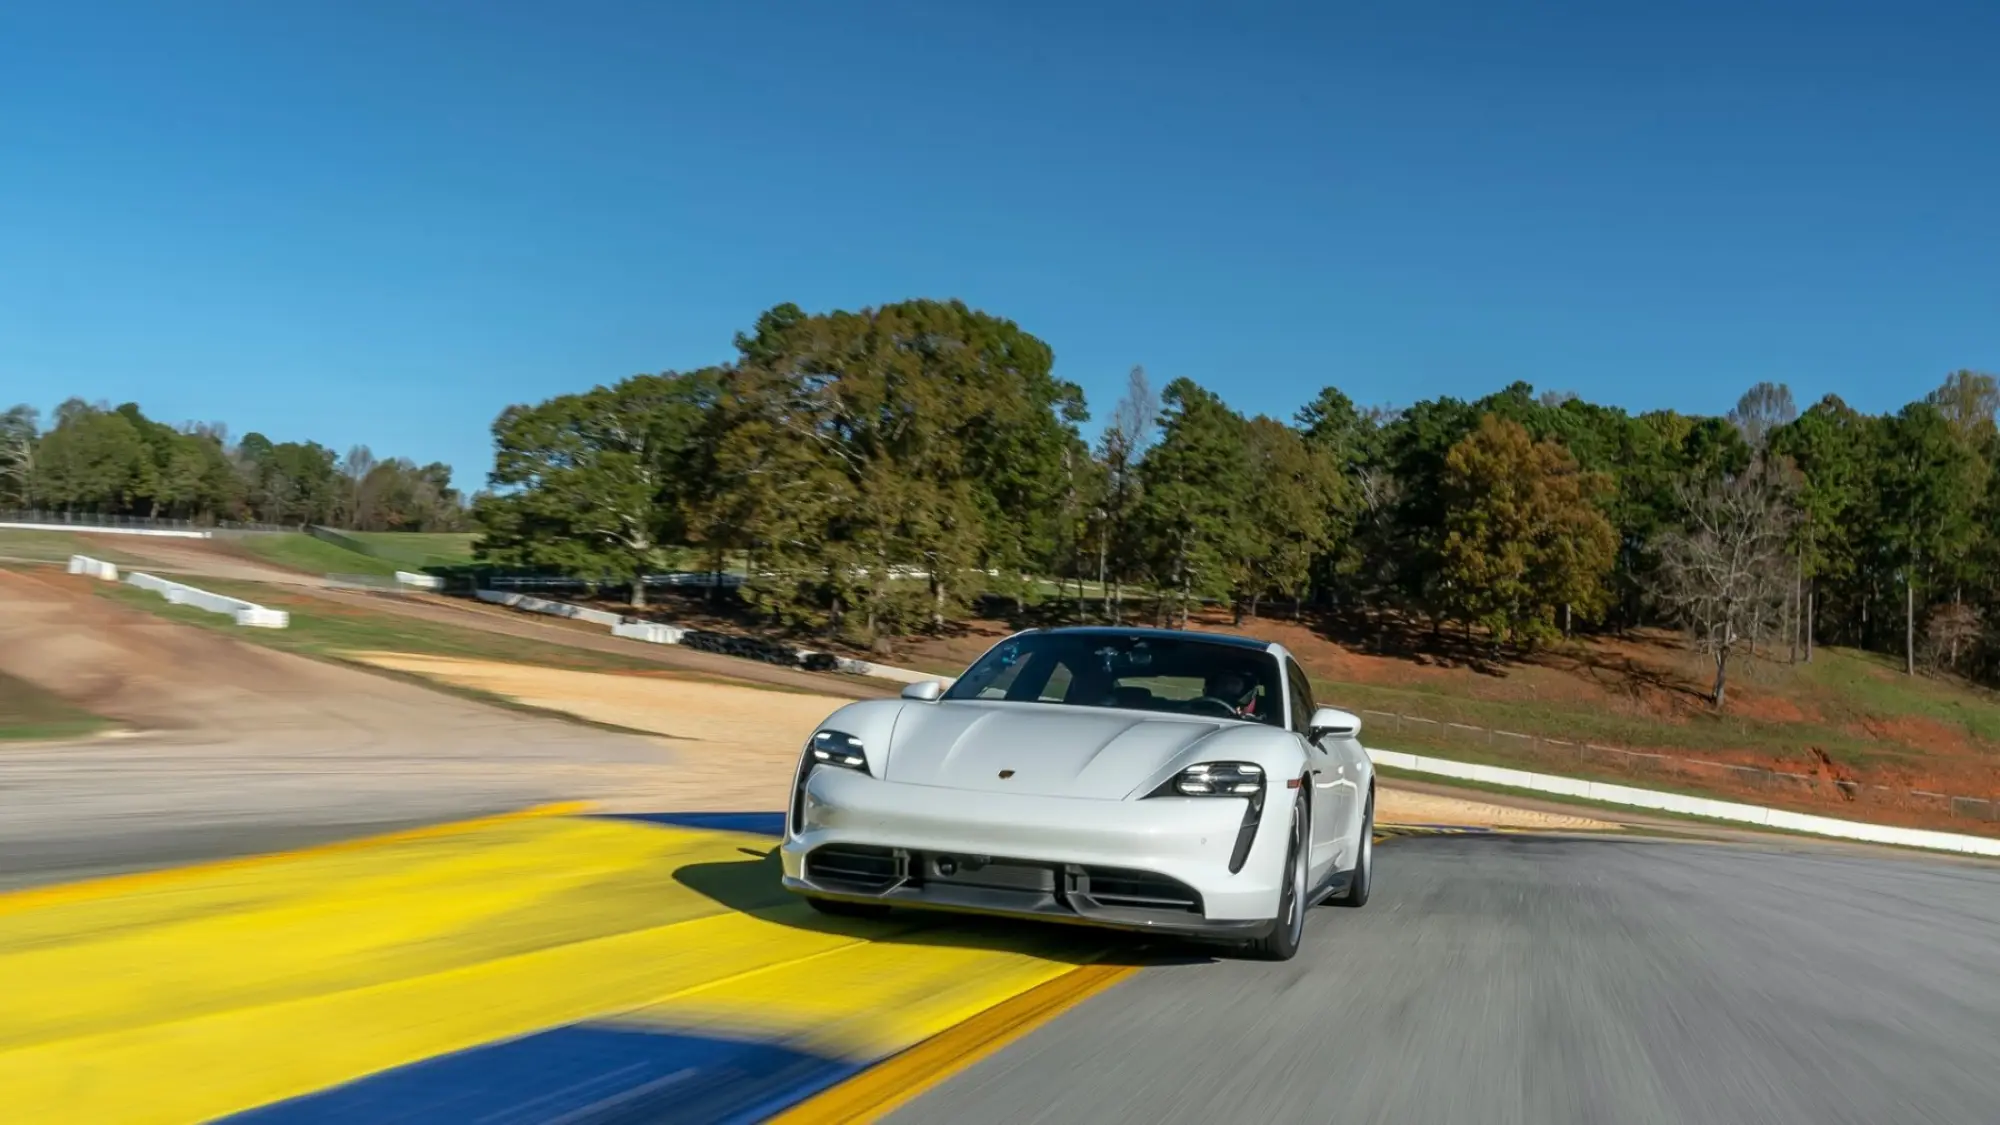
(825, 656, 954, 687)
(395, 571, 444, 590)
(67, 555, 119, 581)
(1365, 746, 2000, 857)
(474, 589, 624, 627)
(2, 521, 210, 539)
(612, 621, 686, 645)
(474, 586, 958, 687)
(123, 571, 288, 629)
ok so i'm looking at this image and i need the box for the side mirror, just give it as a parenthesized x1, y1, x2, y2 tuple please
(1309, 706, 1361, 741)
(900, 680, 945, 702)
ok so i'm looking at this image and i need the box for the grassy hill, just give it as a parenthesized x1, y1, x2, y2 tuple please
(235, 531, 478, 578)
(885, 608, 2000, 831)
(0, 529, 145, 567)
(0, 669, 111, 741)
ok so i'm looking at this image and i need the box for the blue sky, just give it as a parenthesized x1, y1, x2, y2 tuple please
(4, 1, 1996, 490)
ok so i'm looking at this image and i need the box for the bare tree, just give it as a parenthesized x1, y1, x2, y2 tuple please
(1727, 382, 1797, 450)
(1656, 456, 1798, 708)
(1923, 602, 1983, 672)
(1097, 366, 1157, 621)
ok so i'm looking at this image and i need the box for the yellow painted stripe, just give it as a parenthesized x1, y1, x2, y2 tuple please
(0, 799, 593, 917)
(770, 961, 1138, 1125)
(0, 814, 1104, 1125)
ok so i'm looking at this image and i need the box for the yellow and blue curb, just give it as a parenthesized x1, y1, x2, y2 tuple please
(1, 806, 1436, 1125)
(0, 806, 1122, 1124)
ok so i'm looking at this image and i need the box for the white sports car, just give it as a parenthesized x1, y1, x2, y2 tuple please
(779, 625, 1376, 960)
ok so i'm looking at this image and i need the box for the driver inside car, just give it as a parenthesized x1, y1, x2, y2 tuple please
(1202, 668, 1263, 720)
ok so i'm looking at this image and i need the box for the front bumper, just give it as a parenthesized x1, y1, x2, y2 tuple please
(780, 765, 1291, 937)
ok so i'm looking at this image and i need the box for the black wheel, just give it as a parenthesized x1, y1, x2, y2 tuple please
(1331, 787, 1374, 908)
(805, 895, 891, 919)
(1244, 794, 1308, 961)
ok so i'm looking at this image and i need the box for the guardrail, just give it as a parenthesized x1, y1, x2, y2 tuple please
(1354, 707, 1999, 826)
(1367, 746, 2000, 857)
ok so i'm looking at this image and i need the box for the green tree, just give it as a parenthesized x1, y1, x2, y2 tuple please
(0, 405, 37, 507)
(33, 401, 152, 513)
(476, 370, 720, 608)
(1769, 395, 1873, 660)
(716, 300, 1072, 641)
(1433, 415, 1617, 647)
(1238, 415, 1345, 619)
(1877, 401, 1987, 675)
(1136, 379, 1252, 626)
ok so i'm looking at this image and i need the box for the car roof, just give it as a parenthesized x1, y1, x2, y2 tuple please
(1027, 624, 1286, 657)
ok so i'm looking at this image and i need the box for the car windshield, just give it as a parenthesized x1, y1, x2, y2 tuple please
(941, 632, 1284, 727)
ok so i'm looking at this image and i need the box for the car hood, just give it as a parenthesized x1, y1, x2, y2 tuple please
(882, 701, 1228, 800)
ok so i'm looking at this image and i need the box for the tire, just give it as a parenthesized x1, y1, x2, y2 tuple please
(805, 895, 891, 919)
(1244, 794, 1308, 961)
(1331, 787, 1374, 909)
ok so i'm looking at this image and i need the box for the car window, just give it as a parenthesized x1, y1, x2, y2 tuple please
(1285, 662, 1313, 736)
(943, 633, 1284, 727)
(1288, 659, 1318, 715)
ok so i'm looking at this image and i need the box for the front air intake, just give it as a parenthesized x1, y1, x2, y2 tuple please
(1072, 866, 1202, 913)
(804, 844, 905, 893)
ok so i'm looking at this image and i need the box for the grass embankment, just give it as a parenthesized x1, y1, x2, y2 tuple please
(1311, 645, 1999, 774)
(236, 533, 404, 578)
(0, 529, 142, 567)
(340, 531, 479, 568)
(0, 669, 111, 741)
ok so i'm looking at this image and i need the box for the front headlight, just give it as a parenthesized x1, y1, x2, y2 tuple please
(792, 729, 868, 838)
(1145, 762, 1267, 875)
(808, 729, 867, 770)
(1156, 761, 1263, 797)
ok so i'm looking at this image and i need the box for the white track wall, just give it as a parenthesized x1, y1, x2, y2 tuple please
(67, 555, 119, 581)
(474, 588, 952, 686)
(123, 571, 290, 628)
(3, 521, 211, 539)
(1366, 746, 2000, 858)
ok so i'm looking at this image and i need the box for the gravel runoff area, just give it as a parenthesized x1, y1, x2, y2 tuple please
(345, 651, 1620, 830)
(0, 570, 673, 889)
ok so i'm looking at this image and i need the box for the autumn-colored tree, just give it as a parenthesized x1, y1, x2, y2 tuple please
(1435, 415, 1617, 647)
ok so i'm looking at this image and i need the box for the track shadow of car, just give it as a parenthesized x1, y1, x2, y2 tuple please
(664, 831, 1210, 968)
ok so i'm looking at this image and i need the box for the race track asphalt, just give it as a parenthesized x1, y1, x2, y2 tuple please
(891, 833, 2000, 1125)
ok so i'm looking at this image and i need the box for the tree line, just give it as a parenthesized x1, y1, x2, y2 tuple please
(471, 298, 1997, 706)
(0, 398, 469, 532)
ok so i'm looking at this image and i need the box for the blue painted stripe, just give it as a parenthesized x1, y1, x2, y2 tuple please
(219, 1022, 861, 1125)
(596, 811, 787, 837)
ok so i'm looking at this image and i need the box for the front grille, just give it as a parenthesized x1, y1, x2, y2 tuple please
(1073, 866, 1201, 913)
(804, 844, 903, 892)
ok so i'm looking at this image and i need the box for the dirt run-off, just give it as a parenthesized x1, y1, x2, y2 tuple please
(346, 651, 1618, 831)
